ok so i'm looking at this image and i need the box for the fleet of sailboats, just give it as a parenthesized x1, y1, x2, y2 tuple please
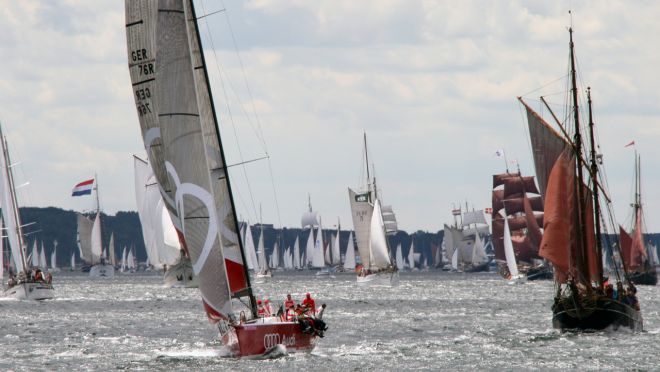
(443, 205, 490, 273)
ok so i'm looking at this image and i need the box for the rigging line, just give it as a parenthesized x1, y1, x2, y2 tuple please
(196, 8, 225, 19)
(199, 0, 259, 223)
(519, 73, 568, 98)
(219, 0, 269, 153)
(214, 0, 283, 229)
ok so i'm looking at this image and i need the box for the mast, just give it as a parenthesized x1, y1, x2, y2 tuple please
(94, 173, 104, 264)
(569, 27, 590, 284)
(587, 87, 604, 285)
(188, 1, 257, 318)
(0, 126, 28, 272)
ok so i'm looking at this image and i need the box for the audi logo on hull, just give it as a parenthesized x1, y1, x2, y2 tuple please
(263, 333, 297, 350)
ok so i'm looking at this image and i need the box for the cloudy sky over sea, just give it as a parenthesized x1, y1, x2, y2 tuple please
(1, 0, 659, 232)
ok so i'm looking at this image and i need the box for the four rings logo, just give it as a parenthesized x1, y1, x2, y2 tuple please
(263, 333, 296, 349)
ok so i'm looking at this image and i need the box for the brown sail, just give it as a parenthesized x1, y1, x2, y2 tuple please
(539, 148, 575, 282)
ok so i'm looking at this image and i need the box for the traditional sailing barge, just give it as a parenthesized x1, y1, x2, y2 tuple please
(125, 0, 326, 356)
(520, 28, 642, 331)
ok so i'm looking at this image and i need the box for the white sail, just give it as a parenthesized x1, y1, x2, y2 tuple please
(395, 243, 404, 270)
(256, 229, 268, 273)
(381, 205, 398, 235)
(293, 236, 301, 269)
(324, 235, 332, 265)
(91, 213, 103, 261)
(305, 229, 315, 267)
(472, 234, 488, 265)
(312, 225, 325, 268)
(348, 188, 373, 268)
(121, 247, 127, 272)
(301, 211, 319, 229)
(31, 241, 39, 268)
(127, 249, 135, 270)
(368, 200, 392, 269)
(39, 244, 48, 270)
(407, 241, 415, 269)
(71, 252, 75, 270)
(451, 248, 459, 270)
(50, 249, 57, 269)
(0, 128, 27, 274)
(108, 233, 116, 267)
(344, 231, 356, 270)
(502, 213, 519, 277)
(332, 230, 341, 266)
(462, 210, 488, 226)
(272, 241, 280, 269)
(244, 224, 258, 271)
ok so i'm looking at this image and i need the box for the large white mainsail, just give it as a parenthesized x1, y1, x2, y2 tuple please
(91, 213, 103, 263)
(369, 200, 392, 268)
(502, 212, 519, 278)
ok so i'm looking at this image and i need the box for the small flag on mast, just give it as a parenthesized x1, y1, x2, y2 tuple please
(624, 140, 635, 148)
(494, 149, 504, 157)
(71, 179, 94, 196)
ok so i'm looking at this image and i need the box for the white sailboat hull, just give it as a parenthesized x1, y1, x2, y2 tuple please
(89, 264, 115, 278)
(163, 261, 198, 288)
(4, 282, 54, 300)
(356, 270, 399, 286)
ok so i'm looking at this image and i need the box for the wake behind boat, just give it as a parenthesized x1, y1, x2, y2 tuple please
(125, 0, 328, 357)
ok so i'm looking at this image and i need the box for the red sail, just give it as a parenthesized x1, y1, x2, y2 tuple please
(503, 176, 541, 198)
(539, 149, 575, 282)
(630, 209, 647, 268)
(523, 193, 544, 252)
(492, 190, 505, 214)
(619, 225, 633, 271)
(492, 215, 505, 261)
(503, 196, 544, 214)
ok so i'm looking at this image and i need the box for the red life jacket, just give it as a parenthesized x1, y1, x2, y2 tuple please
(257, 306, 266, 317)
(284, 299, 295, 309)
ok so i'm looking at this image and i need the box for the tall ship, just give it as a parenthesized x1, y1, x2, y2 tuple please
(619, 151, 657, 285)
(134, 155, 197, 287)
(443, 205, 490, 272)
(348, 133, 399, 286)
(74, 177, 115, 278)
(491, 172, 550, 280)
(0, 124, 55, 300)
(519, 27, 642, 331)
(125, 0, 327, 356)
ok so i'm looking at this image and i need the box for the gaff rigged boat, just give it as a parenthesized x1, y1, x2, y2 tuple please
(348, 133, 399, 286)
(125, 0, 327, 357)
(0, 124, 54, 301)
(519, 27, 642, 332)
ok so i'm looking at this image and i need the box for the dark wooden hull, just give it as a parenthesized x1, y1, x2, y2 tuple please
(465, 262, 490, 273)
(628, 270, 657, 286)
(526, 266, 553, 281)
(552, 295, 642, 332)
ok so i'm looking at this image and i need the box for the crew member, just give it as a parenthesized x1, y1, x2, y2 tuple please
(302, 293, 316, 314)
(264, 299, 272, 316)
(257, 300, 266, 317)
(284, 294, 295, 310)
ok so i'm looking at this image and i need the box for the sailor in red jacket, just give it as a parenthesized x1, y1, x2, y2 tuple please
(284, 293, 296, 310)
(257, 299, 266, 317)
(302, 293, 316, 314)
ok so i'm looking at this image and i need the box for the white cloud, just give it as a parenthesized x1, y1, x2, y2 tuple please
(1, 0, 659, 234)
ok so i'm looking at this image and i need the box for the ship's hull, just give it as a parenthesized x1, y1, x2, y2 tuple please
(163, 261, 198, 288)
(628, 270, 657, 286)
(230, 318, 320, 357)
(89, 264, 115, 278)
(356, 270, 399, 286)
(4, 282, 55, 300)
(552, 295, 643, 332)
(525, 265, 554, 281)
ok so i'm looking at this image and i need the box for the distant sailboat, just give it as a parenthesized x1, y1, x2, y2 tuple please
(0, 124, 54, 300)
(255, 227, 272, 280)
(134, 155, 196, 286)
(49, 240, 60, 273)
(443, 205, 490, 273)
(619, 151, 657, 285)
(395, 243, 404, 270)
(343, 231, 356, 272)
(348, 133, 398, 285)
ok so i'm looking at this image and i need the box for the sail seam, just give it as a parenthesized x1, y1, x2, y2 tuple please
(125, 20, 143, 27)
(131, 77, 155, 86)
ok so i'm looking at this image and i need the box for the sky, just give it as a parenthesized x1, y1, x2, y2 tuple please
(1, 0, 659, 233)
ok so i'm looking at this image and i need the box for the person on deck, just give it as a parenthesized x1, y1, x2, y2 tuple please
(302, 293, 316, 314)
(284, 294, 296, 310)
(257, 300, 266, 317)
(264, 299, 272, 316)
(34, 269, 43, 282)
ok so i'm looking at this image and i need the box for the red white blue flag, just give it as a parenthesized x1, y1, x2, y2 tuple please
(71, 179, 94, 196)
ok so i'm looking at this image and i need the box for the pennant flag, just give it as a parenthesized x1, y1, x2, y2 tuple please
(494, 149, 504, 157)
(624, 140, 635, 148)
(71, 179, 94, 196)
(485, 207, 493, 214)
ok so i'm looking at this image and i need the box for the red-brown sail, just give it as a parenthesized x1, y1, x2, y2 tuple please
(539, 149, 575, 282)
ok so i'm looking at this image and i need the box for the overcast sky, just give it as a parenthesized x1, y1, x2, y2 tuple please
(1, 0, 659, 233)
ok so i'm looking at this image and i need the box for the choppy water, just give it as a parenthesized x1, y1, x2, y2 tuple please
(1, 271, 659, 370)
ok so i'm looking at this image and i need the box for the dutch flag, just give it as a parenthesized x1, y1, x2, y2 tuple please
(71, 179, 94, 197)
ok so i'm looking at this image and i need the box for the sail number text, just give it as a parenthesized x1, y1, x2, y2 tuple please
(134, 87, 152, 116)
(131, 48, 154, 76)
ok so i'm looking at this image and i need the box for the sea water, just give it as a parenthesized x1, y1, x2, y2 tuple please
(0, 271, 658, 370)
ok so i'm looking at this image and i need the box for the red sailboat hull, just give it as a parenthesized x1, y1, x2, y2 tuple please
(231, 320, 318, 357)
